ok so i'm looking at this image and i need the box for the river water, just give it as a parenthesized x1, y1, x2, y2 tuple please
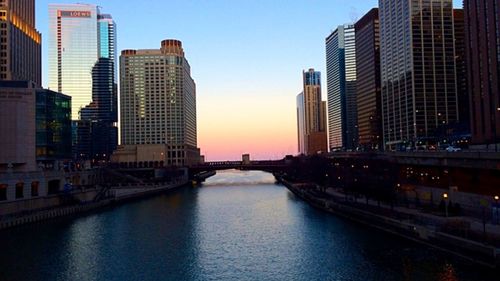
(0, 170, 496, 280)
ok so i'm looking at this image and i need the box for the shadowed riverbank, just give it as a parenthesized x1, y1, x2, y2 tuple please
(0, 170, 496, 280)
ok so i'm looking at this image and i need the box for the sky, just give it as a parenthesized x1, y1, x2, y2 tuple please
(36, 0, 463, 161)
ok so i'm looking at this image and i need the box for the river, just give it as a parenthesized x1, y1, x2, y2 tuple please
(0, 170, 495, 280)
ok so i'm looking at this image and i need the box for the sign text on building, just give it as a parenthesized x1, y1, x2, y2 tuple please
(58, 11, 92, 18)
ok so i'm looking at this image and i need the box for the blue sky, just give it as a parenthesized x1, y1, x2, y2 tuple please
(36, 0, 463, 160)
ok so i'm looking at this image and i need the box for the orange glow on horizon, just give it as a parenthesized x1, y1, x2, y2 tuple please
(198, 94, 297, 161)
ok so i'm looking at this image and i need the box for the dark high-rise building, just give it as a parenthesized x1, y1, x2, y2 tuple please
(355, 8, 382, 151)
(79, 57, 118, 161)
(379, 0, 459, 150)
(36, 89, 72, 167)
(326, 24, 357, 151)
(449, 9, 470, 140)
(0, 0, 41, 85)
(464, 0, 500, 148)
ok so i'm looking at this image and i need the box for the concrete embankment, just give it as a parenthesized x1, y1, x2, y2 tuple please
(0, 181, 188, 231)
(280, 178, 500, 269)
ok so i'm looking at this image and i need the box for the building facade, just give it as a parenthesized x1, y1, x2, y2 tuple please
(115, 40, 199, 166)
(0, 0, 41, 86)
(379, 0, 459, 150)
(464, 0, 500, 148)
(0, 81, 37, 173)
(297, 69, 327, 155)
(355, 8, 382, 151)
(48, 4, 117, 161)
(36, 89, 72, 168)
(297, 93, 305, 153)
(48, 4, 99, 119)
(453, 9, 469, 136)
(326, 24, 357, 151)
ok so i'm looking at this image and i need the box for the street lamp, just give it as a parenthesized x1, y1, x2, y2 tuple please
(443, 193, 449, 217)
(495, 195, 500, 224)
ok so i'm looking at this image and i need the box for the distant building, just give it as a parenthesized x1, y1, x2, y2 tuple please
(326, 24, 358, 151)
(242, 154, 251, 165)
(297, 93, 305, 153)
(379, 0, 459, 150)
(48, 4, 117, 161)
(0, 81, 37, 173)
(355, 8, 382, 151)
(0, 0, 41, 86)
(35, 89, 72, 168)
(464, 0, 500, 148)
(114, 40, 200, 166)
(297, 69, 328, 155)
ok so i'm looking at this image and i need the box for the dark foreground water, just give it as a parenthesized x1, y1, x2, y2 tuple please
(0, 170, 496, 281)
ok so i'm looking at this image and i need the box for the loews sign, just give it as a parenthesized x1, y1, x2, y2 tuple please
(58, 11, 92, 18)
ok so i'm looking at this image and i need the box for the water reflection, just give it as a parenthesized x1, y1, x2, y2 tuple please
(0, 170, 495, 281)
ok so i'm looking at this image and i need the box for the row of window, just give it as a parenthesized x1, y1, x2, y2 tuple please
(0, 182, 39, 201)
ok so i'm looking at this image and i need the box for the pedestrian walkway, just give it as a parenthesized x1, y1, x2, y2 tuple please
(325, 187, 500, 244)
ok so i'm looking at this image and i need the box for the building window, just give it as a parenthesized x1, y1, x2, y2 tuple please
(31, 181, 40, 197)
(0, 184, 7, 201)
(15, 183, 24, 199)
(48, 180, 60, 195)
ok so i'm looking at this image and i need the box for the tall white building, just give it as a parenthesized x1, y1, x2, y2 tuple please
(48, 4, 99, 119)
(114, 40, 199, 167)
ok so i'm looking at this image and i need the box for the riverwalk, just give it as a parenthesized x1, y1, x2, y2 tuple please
(281, 178, 500, 268)
(0, 180, 188, 231)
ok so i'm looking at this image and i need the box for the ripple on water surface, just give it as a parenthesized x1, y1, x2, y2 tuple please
(0, 170, 496, 281)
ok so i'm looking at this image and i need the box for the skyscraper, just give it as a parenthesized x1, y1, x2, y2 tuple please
(379, 0, 458, 150)
(48, 4, 117, 161)
(114, 39, 199, 166)
(297, 93, 305, 154)
(48, 4, 99, 119)
(0, 0, 41, 85)
(464, 0, 500, 148)
(325, 24, 357, 151)
(452, 9, 470, 138)
(297, 69, 327, 155)
(355, 8, 382, 151)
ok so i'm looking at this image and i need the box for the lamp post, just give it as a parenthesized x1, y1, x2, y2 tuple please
(495, 195, 500, 224)
(443, 193, 449, 217)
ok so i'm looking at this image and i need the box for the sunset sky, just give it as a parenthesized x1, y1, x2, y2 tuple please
(37, 0, 462, 161)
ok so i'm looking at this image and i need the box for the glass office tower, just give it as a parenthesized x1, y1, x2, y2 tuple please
(355, 8, 382, 151)
(36, 89, 72, 167)
(48, 4, 117, 161)
(48, 4, 99, 119)
(326, 24, 357, 151)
